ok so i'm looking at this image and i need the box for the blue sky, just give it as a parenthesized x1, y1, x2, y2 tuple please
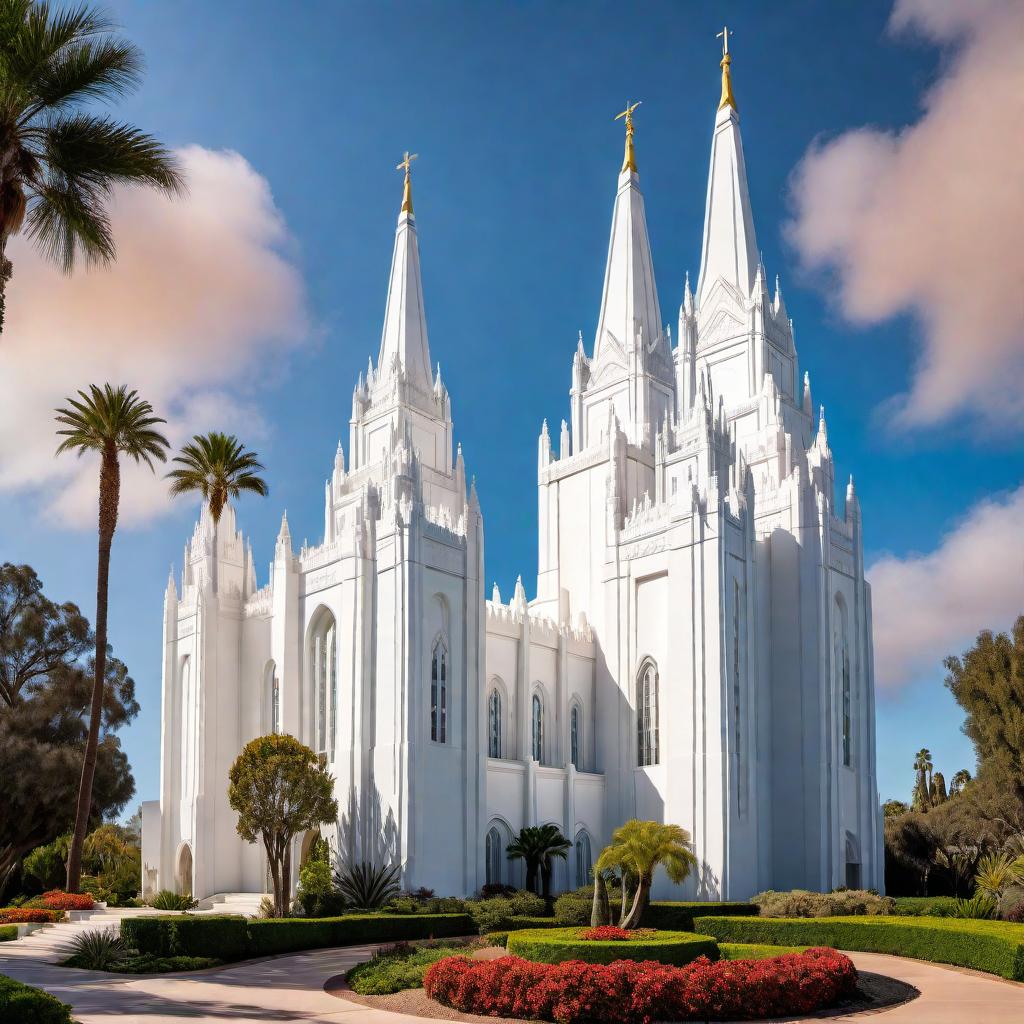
(1, 0, 1021, 815)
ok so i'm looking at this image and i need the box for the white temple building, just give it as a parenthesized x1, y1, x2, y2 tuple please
(142, 45, 883, 904)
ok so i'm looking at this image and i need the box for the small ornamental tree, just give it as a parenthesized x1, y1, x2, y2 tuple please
(228, 734, 338, 917)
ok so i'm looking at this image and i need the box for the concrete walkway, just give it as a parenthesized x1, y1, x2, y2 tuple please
(1, 937, 1021, 1022)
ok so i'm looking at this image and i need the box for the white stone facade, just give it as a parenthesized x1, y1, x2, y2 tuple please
(144, 67, 883, 903)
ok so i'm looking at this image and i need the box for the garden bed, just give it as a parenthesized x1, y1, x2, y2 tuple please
(0, 973, 73, 1024)
(505, 926, 718, 966)
(695, 914, 1024, 981)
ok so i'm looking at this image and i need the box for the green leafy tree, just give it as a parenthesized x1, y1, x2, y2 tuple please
(0, 563, 137, 898)
(883, 799, 910, 818)
(23, 832, 70, 890)
(505, 824, 570, 899)
(166, 432, 268, 592)
(591, 820, 697, 929)
(949, 769, 972, 798)
(55, 384, 168, 891)
(885, 813, 938, 895)
(931, 771, 948, 806)
(228, 734, 338, 917)
(0, 0, 184, 330)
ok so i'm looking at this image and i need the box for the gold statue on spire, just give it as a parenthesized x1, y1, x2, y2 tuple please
(717, 26, 737, 111)
(397, 150, 418, 215)
(614, 101, 641, 173)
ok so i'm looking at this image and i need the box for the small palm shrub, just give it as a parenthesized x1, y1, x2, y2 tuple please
(953, 893, 998, 919)
(974, 852, 1024, 902)
(752, 889, 895, 918)
(334, 862, 401, 909)
(147, 890, 197, 911)
(65, 929, 127, 970)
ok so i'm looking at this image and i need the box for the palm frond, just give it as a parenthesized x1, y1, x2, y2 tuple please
(27, 36, 142, 113)
(166, 431, 269, 512)
(54, 383, 168, 466)
(26, 176, 112, 269)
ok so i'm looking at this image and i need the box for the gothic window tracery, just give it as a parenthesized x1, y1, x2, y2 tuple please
(532, 692, 544, 763)
(637, 660, 659, 767)
(575, 831, 592, 887)
(485, 826, 501, 885)
(311, 614, 337, 760)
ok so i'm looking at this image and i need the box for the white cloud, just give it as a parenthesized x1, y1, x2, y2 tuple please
(0, 145, 311, 527)
(786, 0, 1024, 430)
(869, 485, 1024, 691)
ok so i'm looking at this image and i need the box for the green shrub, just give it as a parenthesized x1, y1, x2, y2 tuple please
(121, 915, 250, 960)
(719, 942, 808, 959)
(334, 862, 401, 909)
(424, 897, 467, 915)
(506, 927, 719, 966)
(954, 893, 997, 919)
(64, 929, 127, 970)
(147, 890, 197, 911)
(0, 926, 17, 942)
(694, 914, 1024, 981)
(467, 892, 545, 933)
(553, 890, 591, 925)
(115, 955, 221, 973)
(296, 856, 335, 917)
(893, 896, 958, 917)
(387, 896, 420, 915)
(751, 889, 895, 918)
(0, 974, 73, 1024)
(22, 835, 71, 891)
(642, 900, 758, 930)
(347, 944, 472, 994)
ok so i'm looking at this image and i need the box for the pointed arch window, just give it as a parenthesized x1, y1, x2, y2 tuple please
(431, 639, 448, 743)
(532, 692, 544, 763)
(839, 611, 852, 767)
(570, 704, 581, 770)
(488, 688, 502, 758)
(313, 616, 337, 759)
(267, 661, 280, 735)
(637, 660, 659, 767)
(575, 831, 592, 887)
(485, 826, 502, 886)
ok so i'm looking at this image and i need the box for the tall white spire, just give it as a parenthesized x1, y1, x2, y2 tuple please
(592, 102, 662, 364)
(696, 32, 759, 309)
(377, 151, 433, 390)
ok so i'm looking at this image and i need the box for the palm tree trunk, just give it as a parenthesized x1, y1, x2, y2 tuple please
(0, 235, 10, 334)
(621, 876, 651, 929)
(67, 446, 120, 892)
(591, 872, 610, 926)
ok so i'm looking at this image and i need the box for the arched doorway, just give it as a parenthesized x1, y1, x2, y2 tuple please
(177, 843, 193, 896)
(299, 830, 320, 868)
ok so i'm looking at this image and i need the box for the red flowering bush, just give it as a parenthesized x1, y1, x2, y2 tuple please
(0, 908, 60, 923)
(581, 926, 633, 941)
(40, 890, 94, 911)
(424, 947, 857, 1024)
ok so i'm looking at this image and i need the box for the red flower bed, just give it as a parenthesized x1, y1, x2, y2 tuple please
(0, 908, 60, 923)
(40, 890, 94, 911)
(424, 947, 857, 1024)
(581, 926, 633, 941)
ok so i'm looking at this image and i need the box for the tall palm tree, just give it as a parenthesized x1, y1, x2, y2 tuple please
(912, 748, 934, 812)
(166, 432, 268, 591)
(505, 824, 570, 898)
(55, 384, 169, 890)
(592, 819, 697, 929)
(0, 0, 184, 330)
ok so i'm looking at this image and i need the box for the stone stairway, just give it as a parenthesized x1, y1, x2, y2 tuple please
(0, 907, 157, 964)
(195, 891, 269, 917)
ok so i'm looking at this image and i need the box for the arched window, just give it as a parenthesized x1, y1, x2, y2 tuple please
(431, 638, 448, 743)
(180, 657, 196, 803)
(839, 610, 852, 767)
(532, 692, 543, 763)
(570, 704, 581, 770)
(312, 614, 338, 759)
(485, 826, 502, 886)
(266, 661, 280, 734)
(637, 660, 659, 767)
(488, 689, 502, 758)
(574, 831, 592, 887)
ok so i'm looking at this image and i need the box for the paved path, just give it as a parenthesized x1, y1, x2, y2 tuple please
(2, 932, 1022, 1022)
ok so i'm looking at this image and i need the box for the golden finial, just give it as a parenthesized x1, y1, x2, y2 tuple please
(614, 101, 641, 173)
(397, 151, 418, 215)
(717, 26, 737, 111)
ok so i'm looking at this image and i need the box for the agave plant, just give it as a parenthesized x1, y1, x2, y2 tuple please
(67, 928, 127, 970)
(147, 889, 197, 911)
(334, 861, 401, 909)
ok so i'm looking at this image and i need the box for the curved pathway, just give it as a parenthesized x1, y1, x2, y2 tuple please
(2, 937, 1021, 1022)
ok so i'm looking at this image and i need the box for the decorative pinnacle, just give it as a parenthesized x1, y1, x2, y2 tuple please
(397, 151, 418, 215)
(717, 26, 737, 111)
(614, 101, 641, 173)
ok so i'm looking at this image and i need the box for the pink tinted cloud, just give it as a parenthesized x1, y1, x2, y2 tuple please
(869, 484, 1024, 692)
(0, 145, 311, 527)
(786, 0, 1024, 429)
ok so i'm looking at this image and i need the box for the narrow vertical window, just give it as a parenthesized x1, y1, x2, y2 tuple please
(271, 673, 280, 734)
(532, 693, 543, 763)
(841, 618, 852, 767)
(327, 622, 337, 759)
(431, 640, 447, 743)
(570, 705, 581, 770)
(637, 661, 659, 766)
(485, 826, 501, 886)
(733, 581, 742, 810)
(575, 832, 592, 887)
(316, 632, 326, 755)
(488, 689, 502, 758)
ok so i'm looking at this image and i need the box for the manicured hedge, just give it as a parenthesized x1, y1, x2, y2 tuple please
(893, 896, 958, 917)
(644, 900, 757, 931)
(695, 914, 1024, 981)
(506, 926, 719, 966)
(121, 912, 474, 961)
(0, 925, 16, 942)
(0, 973, 73, 1024)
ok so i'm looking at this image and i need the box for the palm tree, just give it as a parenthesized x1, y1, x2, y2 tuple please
(912, 748, 933, 812)
(592, 819, 697, 929)
(0, 0, 184, 331)
(949, 769, 972, 797)
(55, 384, 169, 890)
(166, 432, 268, 592)
(505, 824, 570, 898)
